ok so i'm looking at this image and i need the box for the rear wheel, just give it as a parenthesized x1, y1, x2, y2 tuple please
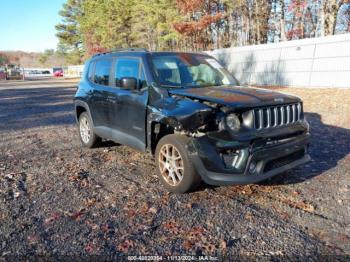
(155, 134, 201, 193)
(78, 112, 100, 148)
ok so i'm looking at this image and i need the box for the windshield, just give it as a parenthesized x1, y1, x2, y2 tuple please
(151, 53, 238, 88)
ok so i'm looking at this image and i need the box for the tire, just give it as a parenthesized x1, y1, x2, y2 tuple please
(155, 134, 201, 193)
(78, 112, 100, 148)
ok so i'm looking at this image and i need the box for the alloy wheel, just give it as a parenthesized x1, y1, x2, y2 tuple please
(158, 144, 184, 186)
(80, 116, 91, 144)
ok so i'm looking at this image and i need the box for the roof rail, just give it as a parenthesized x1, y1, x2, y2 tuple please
(93, 48, 148, 57)
(111, 48, 148, 52)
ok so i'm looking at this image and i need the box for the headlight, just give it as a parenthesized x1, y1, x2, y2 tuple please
(226, 113, 241, 131)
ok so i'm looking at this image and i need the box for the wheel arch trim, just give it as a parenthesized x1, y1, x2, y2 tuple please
(147, 112, 182, 153)
(74, 100, 94, 126)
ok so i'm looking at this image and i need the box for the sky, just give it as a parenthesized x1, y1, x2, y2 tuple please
(0, 0, 66, 52)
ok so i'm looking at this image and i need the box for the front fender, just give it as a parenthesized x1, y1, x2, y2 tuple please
(148, 97, 214, 131)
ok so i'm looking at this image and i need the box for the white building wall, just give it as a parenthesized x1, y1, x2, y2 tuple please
(207, 33, 350, 88)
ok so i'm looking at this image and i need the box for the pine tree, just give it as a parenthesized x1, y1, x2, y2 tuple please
(132, 0, 182, 50)
(55, 0, 84, 64)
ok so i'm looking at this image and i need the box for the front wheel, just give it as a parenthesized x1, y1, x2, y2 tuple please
(155, 134, 201, 193)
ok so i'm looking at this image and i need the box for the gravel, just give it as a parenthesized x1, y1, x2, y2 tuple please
(0, 80, 349, 260)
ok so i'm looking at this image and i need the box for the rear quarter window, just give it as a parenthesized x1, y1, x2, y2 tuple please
(94, 59, 112, 86)
(87, 62, 95, 81)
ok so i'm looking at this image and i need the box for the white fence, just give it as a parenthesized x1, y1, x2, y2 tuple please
(64, 65, 84, 78)
(22, 65, 84, 78)
(208, 33, 350, 88)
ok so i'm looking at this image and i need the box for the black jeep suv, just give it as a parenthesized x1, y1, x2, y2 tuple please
(74, 48, 310, 193)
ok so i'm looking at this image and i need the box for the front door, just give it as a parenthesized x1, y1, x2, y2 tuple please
(107, 57, 148, 151)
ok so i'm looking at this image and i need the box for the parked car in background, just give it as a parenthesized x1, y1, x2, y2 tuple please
(74, 48, 310, 193)
(54, 70, 63, 77)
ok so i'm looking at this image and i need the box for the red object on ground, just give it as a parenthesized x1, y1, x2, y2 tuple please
(54, 70, 64, 77)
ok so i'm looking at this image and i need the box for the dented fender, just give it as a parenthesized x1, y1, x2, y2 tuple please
(148, 96, 214, 131)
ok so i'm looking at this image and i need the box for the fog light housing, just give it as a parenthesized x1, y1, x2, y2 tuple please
(249, 161, 257, 174)
(221, 148, 249, 170)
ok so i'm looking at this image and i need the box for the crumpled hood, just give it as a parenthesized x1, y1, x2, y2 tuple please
(168, 86, 301, 108)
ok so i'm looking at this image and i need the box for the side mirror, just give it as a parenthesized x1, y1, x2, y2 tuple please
(120, 77, 138, 90)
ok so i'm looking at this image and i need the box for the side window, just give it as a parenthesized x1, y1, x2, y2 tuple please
(87, 62, 95, 81)
(94, 59, 112, 86)
(115, 58, 140, 87)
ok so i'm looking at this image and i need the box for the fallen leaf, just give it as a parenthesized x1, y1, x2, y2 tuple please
(85, 243, 94, 253)
(183, 240, 194, 250)
(117, 240, 134, 252)
(245, 212, 253, 221)
(148, 207, 157, 214)
(219, 240, 227, 249)
(69, 209, 86, 220)
(188, 226, 205, 240)
(86, 198, 96, 207)
(44, 213, 61, 224)
(163, 221, 179, 234)
(203, 243, 216, 253)
(126, 209, 136, 218)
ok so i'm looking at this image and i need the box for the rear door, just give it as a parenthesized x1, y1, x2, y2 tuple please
(88, 58, 113, 127)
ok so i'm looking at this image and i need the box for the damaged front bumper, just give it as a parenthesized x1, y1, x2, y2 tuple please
(187, 123, 311, 186)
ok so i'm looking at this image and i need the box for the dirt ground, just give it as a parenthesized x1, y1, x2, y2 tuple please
(0, 80, 349, 260)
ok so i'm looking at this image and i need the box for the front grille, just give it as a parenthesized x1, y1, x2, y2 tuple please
(253, 103, 302, 130)
(263, 149, 305, 173)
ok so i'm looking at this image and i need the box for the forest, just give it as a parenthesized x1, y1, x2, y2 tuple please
(55, 0, 350, 64)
